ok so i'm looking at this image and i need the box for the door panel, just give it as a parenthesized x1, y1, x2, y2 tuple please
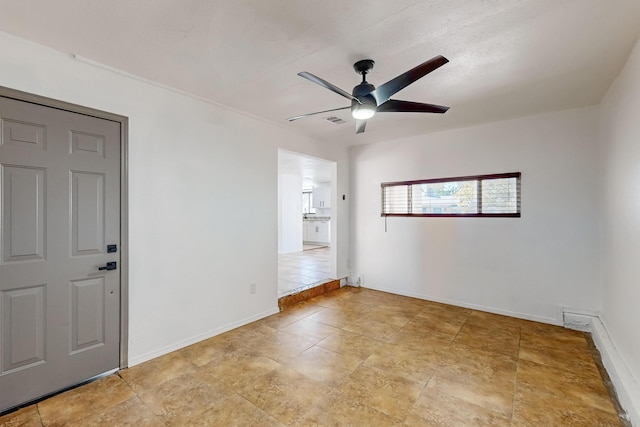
(0, 96, 121, 411)
(71, 171, 104, 256)
(70, 277, 105, 353)
(70, 131, 105, 158)
(1, 119, 46, 151)
(2, 165, 46, 262)
(1, 284, 46, 374)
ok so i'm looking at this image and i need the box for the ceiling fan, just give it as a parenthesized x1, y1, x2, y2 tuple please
(288, 55, 450, 134)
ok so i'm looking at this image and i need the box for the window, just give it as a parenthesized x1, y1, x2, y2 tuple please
(382, 172, 520, 217)
(302, 191, 316, 214)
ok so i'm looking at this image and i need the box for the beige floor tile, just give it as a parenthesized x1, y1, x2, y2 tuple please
(243, 331, 315, 362)
(286, 345, 362, 387)
(308, 307, 365, 328)
(427, 301, 473, 315)
(403, 312, 465, 338)
(454, 321, 521, 358)
(0, 405, 42, 427)
(519, 344, 601, 378)
(279, 317, 342, 343)
(292, 389, 403, 426)
(519, 327, 600, 377)
(466, 310, 523, 328)
(234, 366, 331, 425)
(385, 328, 455, 351)
(326, 299, 373, 316)
(342, 318, 400, 341)
(197, 393, 285, 426)
(363, 342, 440, 385)
(38, 375, 135, 426)
(359, 308, 415, 328)
(317, 330, 383, 361)
(336, 364, 423, 420)
(119, 351, 196, 393)
(512, 385, 622, 426)
(200, 348, 282, 389)
(428, 343, 517, 418)
(405, 386, 510, 426)
(261, 310, 312, 330)
(178, 333, 240, 367)
(516, 359, 617, 414)
(66, 396, 165, 427)
(282, 301, 327, 319)
(138, 371, 231, 426)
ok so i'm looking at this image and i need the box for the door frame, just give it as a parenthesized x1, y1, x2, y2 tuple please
(0, 86, 130, 368)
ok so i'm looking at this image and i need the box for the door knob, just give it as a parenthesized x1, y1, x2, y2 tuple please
(98, 262, 117, 271)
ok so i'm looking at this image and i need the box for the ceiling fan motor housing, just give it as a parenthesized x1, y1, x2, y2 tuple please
(352, 82, 377, 116)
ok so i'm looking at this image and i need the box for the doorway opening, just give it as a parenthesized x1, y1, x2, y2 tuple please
(277, 149, 337, 297)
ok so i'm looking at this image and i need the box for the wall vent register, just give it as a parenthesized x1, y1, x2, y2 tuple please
(382, 172, 520, 217)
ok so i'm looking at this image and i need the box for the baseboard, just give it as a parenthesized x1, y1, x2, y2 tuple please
(128, 306, 280, 367)
(361, 284, 561, 326)
(590, 316, 640, 426)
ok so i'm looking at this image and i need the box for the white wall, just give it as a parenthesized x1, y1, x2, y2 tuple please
(0, 32, 349, 365)
(598, 36, 640, 422)
(350, 107, 600, 323)
(278, 171, 303, 254)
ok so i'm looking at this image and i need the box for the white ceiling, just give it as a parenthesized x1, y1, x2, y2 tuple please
(1, 0, 640, 146)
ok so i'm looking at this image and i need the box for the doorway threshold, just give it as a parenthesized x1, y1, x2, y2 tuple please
(278, 279, 340, 310)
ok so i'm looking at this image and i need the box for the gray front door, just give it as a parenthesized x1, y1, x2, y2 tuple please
(0, 96, 121, 411)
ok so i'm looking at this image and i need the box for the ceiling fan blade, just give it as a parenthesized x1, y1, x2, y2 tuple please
(371, 55, 449, 106)
(287, 106, 350, 122)
(356, 119, 367, 134)
(377, 100, 449, 114)
(298, 72, 362, 104)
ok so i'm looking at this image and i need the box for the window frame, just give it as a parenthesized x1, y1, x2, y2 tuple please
(381, 172, 521, 218)
(302, 190, 317, 214)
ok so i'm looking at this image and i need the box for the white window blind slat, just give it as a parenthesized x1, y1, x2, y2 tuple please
(382, 173, 520, 217)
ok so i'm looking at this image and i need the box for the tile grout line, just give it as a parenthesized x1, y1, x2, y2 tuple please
(35, 403, 44, 427)
(511, 326, 522, 425)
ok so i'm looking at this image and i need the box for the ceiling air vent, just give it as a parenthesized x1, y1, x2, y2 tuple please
(324, 116, 346, 124)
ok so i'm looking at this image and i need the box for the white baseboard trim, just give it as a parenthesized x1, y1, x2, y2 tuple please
(559, 308, 638, 426)
(361, 284, 561, 326)
(128, 306, 280, 367)
(590, 316, 639, 426)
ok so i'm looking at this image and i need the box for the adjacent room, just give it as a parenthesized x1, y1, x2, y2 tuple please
(0, 1, 639, 425)
(278, 149, 337, 297)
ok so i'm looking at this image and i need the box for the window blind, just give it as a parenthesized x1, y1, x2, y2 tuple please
(381, 172, 521, 217)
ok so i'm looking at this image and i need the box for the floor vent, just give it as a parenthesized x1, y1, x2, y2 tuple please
(325, 116, 346, 124)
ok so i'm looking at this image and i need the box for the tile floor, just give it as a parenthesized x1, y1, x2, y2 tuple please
(1, 287, 626, 426)
(278, 247, 331, 296)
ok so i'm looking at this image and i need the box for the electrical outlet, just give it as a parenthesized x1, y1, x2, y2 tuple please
(250, 283, 256, 294)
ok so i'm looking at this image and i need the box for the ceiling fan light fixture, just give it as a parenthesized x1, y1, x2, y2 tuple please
(352, 105, 376, 120)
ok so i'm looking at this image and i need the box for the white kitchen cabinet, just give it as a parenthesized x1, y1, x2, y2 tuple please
(312, 185, 331, 208)
(317, 220, 330, 243)
(302, 219, 308, 241)
(304, 220, 330, 244)
(305, 220, 318, 242)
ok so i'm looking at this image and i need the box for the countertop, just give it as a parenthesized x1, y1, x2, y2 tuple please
(303, 216, 331, 221)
